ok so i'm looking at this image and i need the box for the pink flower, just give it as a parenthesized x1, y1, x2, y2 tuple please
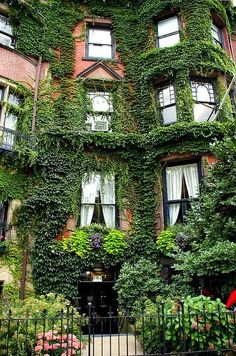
(37, 332, 44, 340)
(34, 345, 43, 352)
(67, 334, 78, 342)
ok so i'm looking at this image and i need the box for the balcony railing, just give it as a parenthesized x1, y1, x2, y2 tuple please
(0, 126, 35, 152)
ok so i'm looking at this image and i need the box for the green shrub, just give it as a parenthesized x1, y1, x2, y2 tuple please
(0, 293, 86, 355)
(156, 229, 176, 255)
(135, 295, 236, 354)
(114, 258, 165, 307)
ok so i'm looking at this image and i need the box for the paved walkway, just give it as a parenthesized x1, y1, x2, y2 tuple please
(81, 334, 143, 356)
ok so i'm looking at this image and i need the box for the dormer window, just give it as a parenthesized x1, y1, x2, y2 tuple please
(157, 16, 180, 48)
(86, 91, 113, 132)
(86, 25, 113, 59)
(157, 84, 177, 124)
(211, 23, 223, 47)
(0, 15, 14, 48)
(191, 79, 216, 122)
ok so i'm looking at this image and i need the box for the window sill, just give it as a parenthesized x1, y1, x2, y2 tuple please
(82, 56, 120, 64)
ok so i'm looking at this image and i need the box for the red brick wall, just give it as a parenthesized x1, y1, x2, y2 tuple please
(0, 46, 48, 90)
(72, 18, 124, 78)
(231, 34, 236, 63)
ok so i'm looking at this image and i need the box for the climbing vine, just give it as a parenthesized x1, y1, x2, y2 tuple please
(0, 0, 235, 298)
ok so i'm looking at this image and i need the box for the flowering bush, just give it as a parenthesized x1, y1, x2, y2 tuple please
(35, 330, 83, 355)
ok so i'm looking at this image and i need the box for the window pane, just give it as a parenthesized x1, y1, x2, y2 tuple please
(191, 81, 215, 103)
(0, 87, 4, 100)
(158, 16, 179, 36)
(0, 33, 13, 48)
(0, 15, 13, 36)
(194, 103, 216, 122)
(89, 28, 111, 45)
(4, 112, 17, 130)
(88, 93, 112, 112)
(8, 92, 22, 106)
(211, 24, 221, 45)
(88, 44, 112, 58)
(159, 33, 180, 48)
(196, 85, 211, 102)
(159, 85, 175, 106)
(162, 106, 177, 124)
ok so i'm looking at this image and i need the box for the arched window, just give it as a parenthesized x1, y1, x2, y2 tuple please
(191, 80, 216, 122)
(86, 91, 113, 132)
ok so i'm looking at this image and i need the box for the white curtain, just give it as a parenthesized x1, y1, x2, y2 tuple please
(80, 174, 98, 226)
(100, 176, 115, 227)
(166, 166, 183, 225)
(183, 164, 199, 198)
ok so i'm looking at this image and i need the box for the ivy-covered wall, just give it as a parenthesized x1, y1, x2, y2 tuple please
(0, 0, 235, 298)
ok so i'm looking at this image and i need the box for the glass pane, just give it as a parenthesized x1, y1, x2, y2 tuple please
(8, 92, 22, 106)
(211, 24, 221, 45)
(159, 85, 175, 106)
(4, 112, 17, 130)
(0, 87, 4, 100)
(194, 103, 215, 122)
(196, 85, 211, 102)
(159, 33, 180, 48)
(89, 28, 111, 45)
(0, 33, 13, 48)
(162, 105, 177, 124)
(88, 44, 112, 58)
(0, 15, 12, 36)
(158, 16, 179, 36)
(88, 92, 111, 112)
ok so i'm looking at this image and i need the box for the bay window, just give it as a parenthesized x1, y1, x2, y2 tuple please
(191, 79, 216, 122)
(80, 174, 116, 227)
(86, 91, 112, 132)
(157, 16, 180, 48)
(0, 14, 14, 48)
(86, 25, 113, 59)
(158, 84, 177, 124)
(163, 163, 200, 226)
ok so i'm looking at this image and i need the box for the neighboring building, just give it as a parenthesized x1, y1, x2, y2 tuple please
(0, 0, 235, 312)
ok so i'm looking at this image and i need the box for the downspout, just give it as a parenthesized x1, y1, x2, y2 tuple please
(19, 56, 42, 300)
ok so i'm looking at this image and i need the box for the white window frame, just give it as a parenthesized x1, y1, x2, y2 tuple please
(80, 173, 116, 228)
(157, 15, 180, 48)
(86, 25, 113, 59)
(158, 84, 177, 125)
(0, 14, 14, 48)
(86, 91, 113, 132)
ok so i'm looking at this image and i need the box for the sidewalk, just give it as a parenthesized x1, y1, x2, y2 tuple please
(81, 334, 143, 356)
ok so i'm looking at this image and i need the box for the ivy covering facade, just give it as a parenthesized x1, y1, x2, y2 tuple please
(0, 0, 235, 299)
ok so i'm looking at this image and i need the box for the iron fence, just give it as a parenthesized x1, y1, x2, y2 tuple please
(0, 126, 35, 152)
(0, 303, 236, 356)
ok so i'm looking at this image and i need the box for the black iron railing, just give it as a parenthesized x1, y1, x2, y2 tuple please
(0, 126, 35, 152)
(1, 303, 236, 355)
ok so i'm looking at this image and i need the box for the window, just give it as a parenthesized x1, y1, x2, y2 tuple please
(80, 174, 115, 227)
(0, 202, 8, 240)
(158, 84, 177, 124)
(191, 80, 216, 122)
(87, 25, 113, 59)
(157, 16, 180, 48)
(0, 14, 14, 48)
(233, 0, 236, 7)
(163, 163, 200, 226)
(86, 91, 113, 131)
(0, 84, 22, 149)
(211, 23, 223, 47)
